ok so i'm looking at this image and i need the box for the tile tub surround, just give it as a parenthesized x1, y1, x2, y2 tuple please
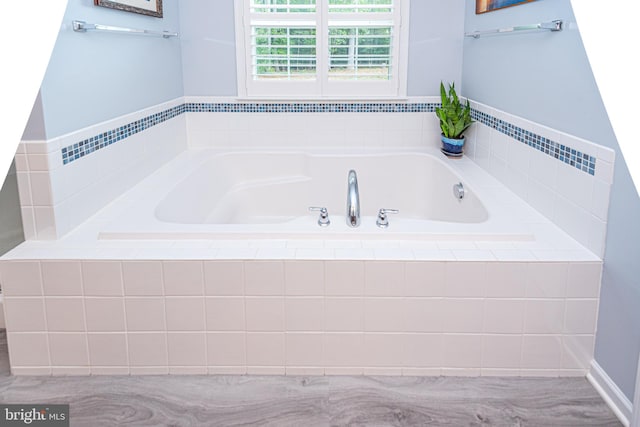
(0, 259, 600, 376)
(4, 97, 610, 377)
(463, 101, 615, 258)
(14, 97, 613, 253)
(14, 97, 187, 241)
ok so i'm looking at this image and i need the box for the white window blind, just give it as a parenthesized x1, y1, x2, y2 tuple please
(236, 0, 409, 97)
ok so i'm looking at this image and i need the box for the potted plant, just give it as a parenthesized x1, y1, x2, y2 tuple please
(435, 81, 474, 156)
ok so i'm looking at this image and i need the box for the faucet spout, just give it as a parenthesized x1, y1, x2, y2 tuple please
(346, 169, 360, 227)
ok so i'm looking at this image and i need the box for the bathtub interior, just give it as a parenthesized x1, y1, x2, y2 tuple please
(88, 147, 559, 242)
(154, 152, 489, 225)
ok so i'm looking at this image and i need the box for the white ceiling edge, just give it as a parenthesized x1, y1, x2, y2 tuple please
(571, 1, 640, 196)
(0, 2, 67, 181)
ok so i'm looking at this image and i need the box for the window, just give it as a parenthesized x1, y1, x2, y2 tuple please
(234, 0, 409, 98)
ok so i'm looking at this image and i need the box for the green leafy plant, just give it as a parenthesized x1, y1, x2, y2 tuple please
(435, 81, 474, 139)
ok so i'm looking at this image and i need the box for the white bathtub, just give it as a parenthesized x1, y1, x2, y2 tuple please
(99, 148, 536, 242)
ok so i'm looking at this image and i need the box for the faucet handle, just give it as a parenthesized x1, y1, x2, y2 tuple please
(309, 207, 330, 227)
(376, 208, 399, 228)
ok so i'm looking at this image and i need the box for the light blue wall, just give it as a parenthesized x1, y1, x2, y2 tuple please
(179, 0, 465, 96)
(21, 92, 46, 141)
(180, 0, 237, 96)
(40, 0, 184, 138)
(462, 0, 640, 401)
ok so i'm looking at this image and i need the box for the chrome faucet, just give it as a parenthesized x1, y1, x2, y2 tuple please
(346, 169, 360, 227)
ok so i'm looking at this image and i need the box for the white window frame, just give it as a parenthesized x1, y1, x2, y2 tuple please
(234, 0, 410, 99)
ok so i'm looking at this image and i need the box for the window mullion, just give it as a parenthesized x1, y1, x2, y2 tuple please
(317, 0, 328, 95)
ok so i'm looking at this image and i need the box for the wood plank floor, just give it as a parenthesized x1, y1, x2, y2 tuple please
(0, 331, 621, 426)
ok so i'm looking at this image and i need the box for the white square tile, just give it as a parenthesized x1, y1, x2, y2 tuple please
(529, 149, 559, 190)
(245, 297, 284, 331)
(163, 261, 204, 296)
(442, 299, 484, 333)
(207, 332, 246, 366)
(483, 300, 525, 333)
(33, 207, 57, 239)
(246, 332, 285, 366)
(556, 162, 594, 211)
(128, 333, 168, 366)
(364, 298, 405, 332)
(363, 333, 404, 367)
(0, 261, 42, 296)
(481, 335, 522, 369)
(295, 248, 335, 260)
(122, 261, 163, 296)
(566, 263, 602, 298)
(20, 207, 37, 240)
(443, 334, 482, 368)
(525, 263, 568, 298)
(165, 297, 206, 331)
(285, 297, 323, 331)
(524, 300, 565, 334)
(27, 153, 50, 171)
(562, 334, 594, 370)
(130, 366, 169, 375)
(403, 298, 444, 333)
(45, 298, 85, 331)
(88, 333, 128, 366)
(286, 367, 324, 376)
(91, 367, 130, 375)
(403, 334, 443, 367)
(286, 333, 323, 366)
(402, 367, 441, 376)
(521, 335, 562, 369)
(167, 332, 207, 366)
(16, 172, 33, 206)
(285, 261, 324, 296)
(82, 261, 123, 296)
(204, 261, 244, 296)
(444, 262, 486, 297)
(591, 179, 611, 221)
(364, 262, 404, 296)
(564, 300, 598, 334)
(41, 261, 82, 295)
(205, 297, 245, 331)
(4, 298, 46, 331)
(324, 298, 363, 331)
(485, 263, 527, 298)
(125, 298, 166, 331)
(244, 261, 284, 295)
(85, 298, 126, 332)
(325, 261, 364, 296)
(323, 333, 363, 367)
(7, 332, 50, 366)
(404, 262, 445, 297)
(169, 366, 208, 375)
(29, 172, 53, 206)
(49, 333, 89, 366)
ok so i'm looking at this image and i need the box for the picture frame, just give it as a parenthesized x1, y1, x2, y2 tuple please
(476, 0, 536, 14)
(94, 0, 163, 18)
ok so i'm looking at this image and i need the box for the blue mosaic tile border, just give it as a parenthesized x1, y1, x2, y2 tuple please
(60, 101, 596, 177)
(62, 105, 186, 165)
(471, 109, 596, 176)
(184, 102, 438, 113)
